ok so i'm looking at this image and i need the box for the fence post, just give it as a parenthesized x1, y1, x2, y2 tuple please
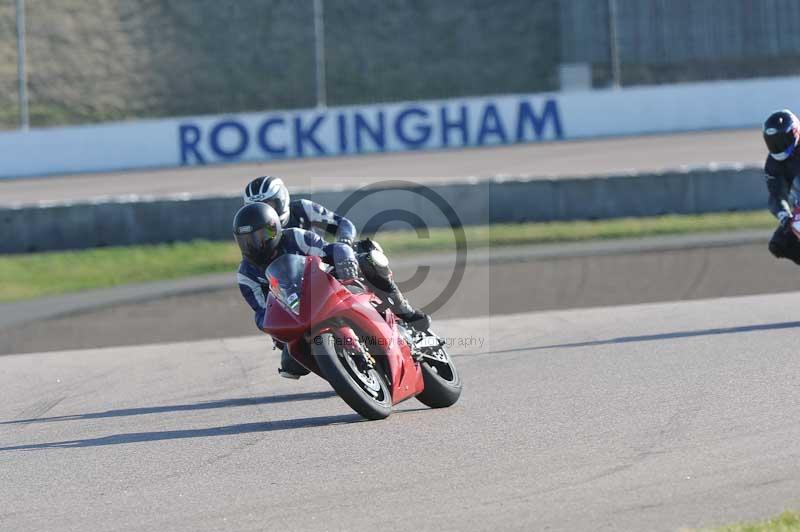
(16, 0, 30, 129)
(607, 0, 622, 88)
(313, 0, 327, 108)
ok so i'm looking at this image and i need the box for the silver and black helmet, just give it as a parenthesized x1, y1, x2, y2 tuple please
(243, 176, 290, 225)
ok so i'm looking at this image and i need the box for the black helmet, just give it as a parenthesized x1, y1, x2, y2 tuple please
(243, 176, 290, 225)
(233, 203, 283, 265)
(763, 109, 799, 161)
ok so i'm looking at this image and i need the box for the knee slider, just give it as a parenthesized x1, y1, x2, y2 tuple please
(358, 249, 394, 293)
(367, 249, 391, 277)
(358, 250, 390, 278)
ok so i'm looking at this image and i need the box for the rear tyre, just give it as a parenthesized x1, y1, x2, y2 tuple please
(313, 333, 392, 420)
(416, 344, 462, 408)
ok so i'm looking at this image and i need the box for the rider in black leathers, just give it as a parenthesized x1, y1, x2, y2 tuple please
(763, 110, 800, 265)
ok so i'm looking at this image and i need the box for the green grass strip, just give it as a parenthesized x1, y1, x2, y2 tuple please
(699, 510, 800, 531)
(0, 210, 776, 302)
(378, 211, 775, 254)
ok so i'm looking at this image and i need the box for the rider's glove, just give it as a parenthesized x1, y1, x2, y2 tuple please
(778, 210, 793, 229)
(337, 237, 354, 248)
(332, 243, 359, 280)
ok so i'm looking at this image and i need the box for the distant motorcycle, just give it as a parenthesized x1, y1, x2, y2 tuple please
(262, 253, 462, 420)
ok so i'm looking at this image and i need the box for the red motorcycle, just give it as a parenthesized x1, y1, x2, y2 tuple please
(262, 253, 462, 420)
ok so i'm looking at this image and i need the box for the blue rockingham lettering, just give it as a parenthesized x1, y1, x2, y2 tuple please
(178, 97, 563, 165)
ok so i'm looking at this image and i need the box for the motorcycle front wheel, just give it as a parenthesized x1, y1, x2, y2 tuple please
(313, 332, 392, 420)
(416, 342, 462, 409)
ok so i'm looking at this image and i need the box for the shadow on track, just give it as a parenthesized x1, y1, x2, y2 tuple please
(0, 391, 337, 426)
(0, 406, 431, 452)
(464, 320, 800, 357)
(0, 413, 364, 451)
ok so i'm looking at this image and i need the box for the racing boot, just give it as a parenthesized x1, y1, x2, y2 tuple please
(387, 284, 431, 332)
(396, 308, 432, 332)
(278, 345, 310, 380)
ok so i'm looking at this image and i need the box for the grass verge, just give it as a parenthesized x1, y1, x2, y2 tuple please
(0, 210, 776, 302)
(696, 510, 800, 531)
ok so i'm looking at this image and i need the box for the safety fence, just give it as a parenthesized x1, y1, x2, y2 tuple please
(3, 0, 800, 130)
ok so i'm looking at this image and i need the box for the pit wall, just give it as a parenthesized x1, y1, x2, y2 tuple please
(2, 76, 799, 179)
(0, 166, 767, 253)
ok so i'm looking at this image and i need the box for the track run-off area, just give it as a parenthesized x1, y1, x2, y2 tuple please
(1, 292, 799, 531)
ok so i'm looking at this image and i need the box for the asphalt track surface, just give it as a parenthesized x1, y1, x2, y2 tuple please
(2, 291, 800, 531)
(0, 129, 762, 206)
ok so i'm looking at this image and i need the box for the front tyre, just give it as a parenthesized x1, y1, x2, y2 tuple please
(313, 333, 392, 420)
(416, 343, 462, 408)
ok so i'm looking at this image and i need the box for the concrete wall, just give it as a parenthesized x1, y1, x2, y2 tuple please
(0, 165, 767, 254)
(3, 76, 799, 179)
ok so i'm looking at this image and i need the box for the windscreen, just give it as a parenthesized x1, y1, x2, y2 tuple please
(265, 254, 308, 314)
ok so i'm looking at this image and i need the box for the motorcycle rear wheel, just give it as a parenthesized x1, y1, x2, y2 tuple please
(313, 332, 392, 420)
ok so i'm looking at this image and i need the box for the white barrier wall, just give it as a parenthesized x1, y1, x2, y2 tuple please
(3, 76, 799, 179)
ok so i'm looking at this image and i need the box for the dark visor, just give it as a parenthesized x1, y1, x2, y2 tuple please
(235, 225, 278, 257)
(766, 132, 794, 155)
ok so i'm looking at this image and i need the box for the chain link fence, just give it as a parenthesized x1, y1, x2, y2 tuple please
(561, 0, 800, 87)
(2, 0, 799, 130)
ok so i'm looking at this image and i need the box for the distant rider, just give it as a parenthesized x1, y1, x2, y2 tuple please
(233, 203, 430, 379)
(763, 109, 800, 265)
